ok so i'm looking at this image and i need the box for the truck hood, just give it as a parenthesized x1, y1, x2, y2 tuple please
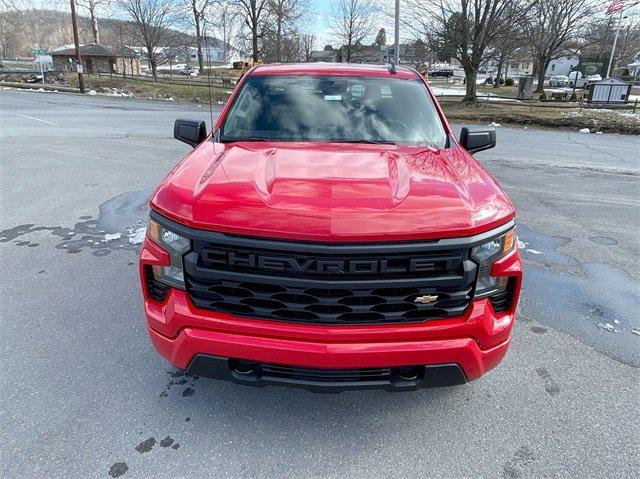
(151, 141, 515, 242)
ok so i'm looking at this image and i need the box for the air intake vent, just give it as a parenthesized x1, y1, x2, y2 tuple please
(145, 266, 170, 302)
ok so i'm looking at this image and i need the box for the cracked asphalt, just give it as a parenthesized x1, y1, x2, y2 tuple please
(1, 88, 639, 478)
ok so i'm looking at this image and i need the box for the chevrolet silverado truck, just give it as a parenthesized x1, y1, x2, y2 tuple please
(140, 63, 522, 392)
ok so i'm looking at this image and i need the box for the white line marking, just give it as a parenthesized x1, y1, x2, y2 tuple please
(14, 113, 59, 126)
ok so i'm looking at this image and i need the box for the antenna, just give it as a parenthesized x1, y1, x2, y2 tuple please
(202, 16, 214, 135)
(387, 60, 397, 74)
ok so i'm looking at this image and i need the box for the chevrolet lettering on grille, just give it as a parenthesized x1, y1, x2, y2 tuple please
(204, 249, 440, 275)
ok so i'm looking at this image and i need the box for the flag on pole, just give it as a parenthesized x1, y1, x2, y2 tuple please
(606, 0, 625, 15)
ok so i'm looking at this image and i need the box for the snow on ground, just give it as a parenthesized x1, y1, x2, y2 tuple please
(617, 112, 640, 121)
(128, 227, 147, 245)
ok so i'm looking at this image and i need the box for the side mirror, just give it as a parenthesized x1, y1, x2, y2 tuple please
(459, 127, 496, 154)
(174, 119, 207, 147)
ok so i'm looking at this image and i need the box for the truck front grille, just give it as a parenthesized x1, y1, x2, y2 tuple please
(183, 234, 477, 325)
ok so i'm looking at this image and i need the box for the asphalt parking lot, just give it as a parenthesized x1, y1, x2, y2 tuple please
(1, 88, 639, 478)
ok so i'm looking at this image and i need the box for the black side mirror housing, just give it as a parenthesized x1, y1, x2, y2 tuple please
(174, 119, 207, 147)
(459, 127, 496, 154)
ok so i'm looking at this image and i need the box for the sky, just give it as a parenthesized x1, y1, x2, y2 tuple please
(15, 0, 396, 49)
(12, 0, 639, 50)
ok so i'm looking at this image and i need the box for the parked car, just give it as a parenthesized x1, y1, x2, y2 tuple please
(140, 63, 522, 392)
(568, 71, 602, 89)
(179, 66, 199, 76)
(548, 75, 569, 87)
(428, 69, 454, 78)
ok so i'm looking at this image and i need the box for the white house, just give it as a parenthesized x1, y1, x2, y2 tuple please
(628, 51, 640, 77)
(546, 54, 580, 76)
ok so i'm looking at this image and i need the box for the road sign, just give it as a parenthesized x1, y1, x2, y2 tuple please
(31, 48, 48, 55)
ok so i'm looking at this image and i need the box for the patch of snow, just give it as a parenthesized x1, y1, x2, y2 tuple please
(579, 128, 590, 134)
(489, 122, 502, 127)
(217, 100, 225, 105)
(88, 89, 97, 95)
(165, 96, 175, 101)
(596, 322, 618, 333)
(631, 328, 640, 336)
(617, 112, 640, 121)
(613, 319, 620, 325)
(37, 88, 45, 92)
(128, 227, 147, 245)
(526, 249, 543, 255)
(517, 240, 528, 249)
(104, 233, 121, 242)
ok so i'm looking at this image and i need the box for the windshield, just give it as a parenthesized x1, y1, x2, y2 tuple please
(220, 75, 447, 148)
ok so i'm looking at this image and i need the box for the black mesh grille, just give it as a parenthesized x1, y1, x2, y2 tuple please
(183, 235, 477, 325)
(145, 266, 170, 302)
(490, 279, 515, 313)
(260, 363, 393, 383)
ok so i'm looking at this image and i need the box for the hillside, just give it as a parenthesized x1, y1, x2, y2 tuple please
(0, 8, 196, 58)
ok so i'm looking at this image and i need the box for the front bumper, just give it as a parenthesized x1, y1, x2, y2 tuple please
(140, 236, 522, 391)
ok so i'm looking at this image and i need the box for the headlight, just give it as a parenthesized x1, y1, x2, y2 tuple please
(147, 219, 190, 289)
(472, 229, 516, 297)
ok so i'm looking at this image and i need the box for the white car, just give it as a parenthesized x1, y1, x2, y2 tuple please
(179, 66, 199, 76)
(548, 75, 569, 87)
(568, 71, 602, 89)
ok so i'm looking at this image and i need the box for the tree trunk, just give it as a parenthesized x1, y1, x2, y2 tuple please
(195, 12, 204, 71)
(276, 20, 282, 62)
(463, 65, 477, 102)
(89, 0, 99, 44)
(534, 56, 547, 93)
(252, 26, 259, 63)
(148, 48, 157, 79)
(494, 57, 504, 89)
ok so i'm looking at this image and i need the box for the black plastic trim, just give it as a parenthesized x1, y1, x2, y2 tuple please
(186, 354, 468, 392)
(150, 209, 515, 253)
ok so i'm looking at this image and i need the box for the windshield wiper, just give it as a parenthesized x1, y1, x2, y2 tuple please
(220, 136, 274, 143)
(330, 139, 396, 145)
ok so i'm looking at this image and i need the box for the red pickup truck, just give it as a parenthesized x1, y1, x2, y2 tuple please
(140, 63, 522, 392)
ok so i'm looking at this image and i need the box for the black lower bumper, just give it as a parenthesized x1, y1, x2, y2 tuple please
(186, 355, 467, 393)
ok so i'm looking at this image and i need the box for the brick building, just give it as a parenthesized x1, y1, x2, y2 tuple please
(51, 44, 140, 75)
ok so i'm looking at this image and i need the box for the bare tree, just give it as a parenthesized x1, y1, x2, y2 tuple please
(234, 0, 269, 62)
(266, 0, 306, 62)
(330, 0, 376, 62)
(185, 0, 212, 71)
(405, 0, 532, 102)
(117, 0, 182, 78)
(77, 0, 107, 43)
(301, 32, 315, 60)
(525, 0, 593, 93)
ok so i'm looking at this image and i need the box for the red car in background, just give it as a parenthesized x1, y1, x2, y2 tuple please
(140, 63, 522, 392)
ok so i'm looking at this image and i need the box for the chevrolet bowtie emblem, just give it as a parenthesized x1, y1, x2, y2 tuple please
(414, 294, 438, 304)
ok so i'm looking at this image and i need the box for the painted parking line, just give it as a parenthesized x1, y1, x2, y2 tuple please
(14, 113, 59, 126)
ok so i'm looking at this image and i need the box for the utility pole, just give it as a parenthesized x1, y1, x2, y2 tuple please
(69, 0, 85, 93)
(394, 0, 400, 64)
(606, 7, 624, 78)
